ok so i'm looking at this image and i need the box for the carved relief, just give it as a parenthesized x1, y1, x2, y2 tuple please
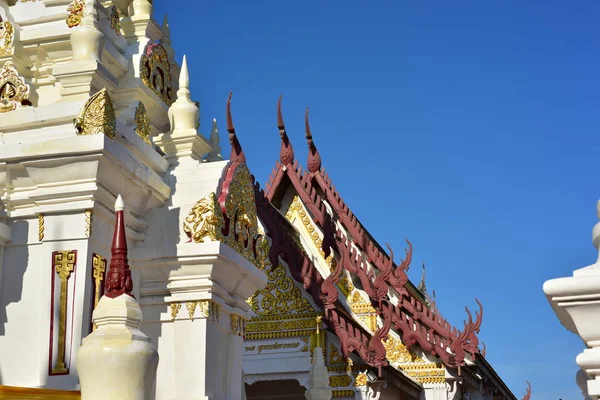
(329, 343, 344, 365)
(110, 5, 121, 35)
(348, 291, 377, 332)
(38, 213, 44, 241)
(134, 101, 151, 144)
(74, 88, 116, 138)
(140, 42, 175, 105)
(354, 373, 367, 386)
(185, 164, 271, 269)
(66, 0, 85, 28)
(169, 301, 219, 322)
(329, 375, 352, 388)
(85, 209, 93, 237)
(50, 250, 77, 375)
(231, 314, 245, 336)
(183, 192, 222, 243)
(245, 312, 319, 340)
(382, 334, 413, 363)
(0, 20, 15, 57)
(249, 264, 313, 316)
(0, 62, 31, 113)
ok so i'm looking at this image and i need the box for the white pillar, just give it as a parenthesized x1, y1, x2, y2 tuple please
(544, 200, 600, 399)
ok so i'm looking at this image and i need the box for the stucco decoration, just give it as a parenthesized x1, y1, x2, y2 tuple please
(134, 101, 151, 144)
(140, 42, 175, 105)
(74, 88, 116, 138)
(0, 62, 31, 113)
(66, 0, 85, 28)
(184, 164, 270, 270)
(0, 20, 15, 57)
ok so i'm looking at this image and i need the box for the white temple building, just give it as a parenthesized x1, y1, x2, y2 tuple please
(0, 1, 530, 399)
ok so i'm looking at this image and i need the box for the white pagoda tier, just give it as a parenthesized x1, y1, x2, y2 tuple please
(0, 1, 529, 399)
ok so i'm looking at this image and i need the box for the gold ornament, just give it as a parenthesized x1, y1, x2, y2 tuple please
(0, 20, 15, 57)
(85, 209, 93, 238)
(134, 102, 151, 144)
(0, 62, 31, 113)
(109, 5, 121, 35)
(38, 213, 44, 241)
(285, 196, 333, 265)
(354, 373, 367, 387)
(249, 264, 314, 316)
(231, 314, 245, 336)
(329, 375, 352, 388)
(183, 192, 222, 243)
(337, 273, 354, 297)
(170, 302, 181, 321)
(186, 301, 197, 320)
(52, 250, 76, 375)
(332, 390, 354, 398)
(66, 0, 85, 28)
(74, 88, 116, 139)
(382, 334, 413, 363)
(140, 43, 175, 105)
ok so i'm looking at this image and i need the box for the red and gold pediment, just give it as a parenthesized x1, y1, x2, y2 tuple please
(140, 42, 175, 105)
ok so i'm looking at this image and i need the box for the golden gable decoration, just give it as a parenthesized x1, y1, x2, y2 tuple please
(74, 88, 116, 138)
(140, 42, 175, 105)
(249, 264, 313, 316)
(134, 101, 151, 144)
(0, 20, 15, 57)
(184, 164, 270, 270)
(0, 62, 31, 113)
(382, 334, 413, 364)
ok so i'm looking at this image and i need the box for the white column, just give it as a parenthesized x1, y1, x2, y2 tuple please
(544, 200, 600, 399)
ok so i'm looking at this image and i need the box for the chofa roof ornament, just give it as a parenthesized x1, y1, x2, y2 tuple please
(227, 91, 246, 164)
(305, 107, 322, 173)
(277, 95, 294, 165)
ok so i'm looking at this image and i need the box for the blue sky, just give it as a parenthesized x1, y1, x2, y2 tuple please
(154, 1, 599, 398)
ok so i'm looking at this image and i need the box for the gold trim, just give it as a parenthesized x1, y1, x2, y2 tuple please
(170, 302, 181, 321)
(52, 250, 76, 375)
(84, 209, 92, 238)
(332, 390, 354, 398)
(354, 373, 367, 387)
(329, 375, 353, 388)
(231, 314, 245, 336)
(0, 62, 31, 114)
(134, 102, 151, 144)
(186, 301, 197, 321)
(109, 5, 121, 35)
(38, 213, 44, 241)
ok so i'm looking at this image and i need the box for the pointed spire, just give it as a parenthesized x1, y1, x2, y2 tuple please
(161, 14, 170, 37)
(204, 118, 223, 162)
(305, 107, 322, 173)
(278, 95, 294, 165)
(227, 92, 246, 164)
(178, 55, 190, 97)
(418, 262, 427, 294)
(305, 338, 332, 400)
(104, 195, 133, 299)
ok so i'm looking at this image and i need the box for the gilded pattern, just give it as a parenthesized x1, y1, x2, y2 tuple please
(0, 20, 15, 57)
(52, 250, 77, 375)
(354, 373, 367, 386)
(134, 102, 151, 144)
(109, 5, 121, 35)
(140, 43, 175, 105)
(38, 213, 44, 241)
(186, 301, 197, 320)
(169, 301, 219, 322)
(85, 209, 93, 238)
(66, 0, 85, 28)
(285, 195, 333, 266)
(329, 375, 352, 388)
(91, 254, 106, 310)
(249, 264, 313, 316)
(231, 314, 245, 336)
(245, 312, 320, 340)
(0, 62, 31, 113)
(382, 334, 413, 363)
(348, 291, 377, 332)
(169, 302, 181, 321)
(183, 192, 223, 243)
(332, 390, 354, 398)
(74, 88, 116, 138)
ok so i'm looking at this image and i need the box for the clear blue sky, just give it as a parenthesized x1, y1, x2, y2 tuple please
(154, 1, 599, 398)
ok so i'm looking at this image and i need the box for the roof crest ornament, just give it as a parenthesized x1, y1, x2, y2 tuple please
(418, 262, 427, 294)
(227, 91, 246, 164)
(104, 195, 134, 299)
(277, 95, 294, 165)
(204, 118, 223, 162)
(305, 107, 322, 173)
(522, 381, 531, 400)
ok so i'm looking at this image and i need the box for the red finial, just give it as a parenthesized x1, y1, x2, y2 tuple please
(522, 381, 531, 400)
(278, 95, 294, 165)
(104, 195, 134, 298)
(481, 341, 487, 357)
(305, 107, 321, 173)
(226, 92, 246, 164)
